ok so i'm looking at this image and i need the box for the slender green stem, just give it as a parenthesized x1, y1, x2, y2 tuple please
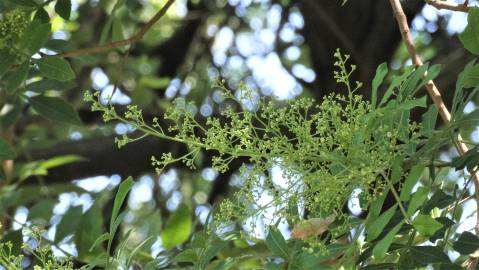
(381, 171, 411, 223)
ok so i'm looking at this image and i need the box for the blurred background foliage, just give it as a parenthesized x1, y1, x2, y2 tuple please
(1, 0, 479, 268)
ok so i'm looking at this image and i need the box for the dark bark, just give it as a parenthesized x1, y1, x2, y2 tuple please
(22, 135, 178, 183)
(136, 1, 206, 83)
(298, 0, 424, 100)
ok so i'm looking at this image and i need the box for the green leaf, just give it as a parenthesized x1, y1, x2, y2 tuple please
(291, 251, 332, 270)
(28, 199, 56, 224)
(19, 23, 51, 56)
(110, 211, 127, 238)
(412, 214, 443, 237)
(459, 7, 479, 55)
(461, 64, 479, 88)
(421, 105, 438, 136)
(366, 205, 397, 242)
(400, 63, 429, 97)
(139, 76, 170, 89)
(112, 17, 125, 42)
(5, 61, 29, 92)
(29, 95, 82, 125)
(371, 62, 388, 109)
(368, 192, 387, 219)
(45, 39, 71, 52)
(452, 61, 476, 116)
(409, 246, 450, 265)
(400, 165, 425, 202)
(112, 18, 127, 52)
(55, 0, 71, 20)
(423, 64, 442, 82)
(390, 157, 402, 184)
(457, 109, 479, 134)
(38, 154, 85, 170)
(17, 155, 84, 180)
(398, 250, 415, 270)
(110, 177, 134, 232)
(55, 205, 83, 242)
(34, 8, 50, 23)
(191, 233, 207, 248)
(173, 249, 198, 263)
(0, 138, 16, 160)
(212, 258, 236, 270)
(0, 49, 16, 76)
(161, 203, 192, 249)
(202, 238, 229, 266)
(379, 67, 414, 107)
(421, 190, 455, 213)
(99, 0, 126, 44)
(88, 233, 110, 252)
(265, 227, 289, 258)
(397, 96, 427, 110)
(453, 231, 479, 255)
(406, 186, 429, 216)
(451, 145, 479, 172)
(74, 201, 106, 258)
(37, 57, 75, 81)
(372, 221, 404, 260)
(430, 217, 455, 242)
(27, 79, 74, 92)
(99, 18, 114, 45)
(125, 236, 155, 266)
(0, 230, 23, 255)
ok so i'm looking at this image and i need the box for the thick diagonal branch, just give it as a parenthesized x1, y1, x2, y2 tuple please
(57, 0, 175, 58)
(389, 0, 479, 267)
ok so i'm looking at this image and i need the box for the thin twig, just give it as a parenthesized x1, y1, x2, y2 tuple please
(390, 0, 479, 267)
(425, 0, 472, 13)
(57, 0, 175, 58)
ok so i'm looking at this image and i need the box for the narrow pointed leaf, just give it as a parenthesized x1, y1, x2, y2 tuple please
(371, 62, 388, 109)
(110, 177, 134, 232)
(412, 214, 443, 237)
(89, 233, 110, 252)
(372, 221, 404, 260)
(266, 227, 289, 258)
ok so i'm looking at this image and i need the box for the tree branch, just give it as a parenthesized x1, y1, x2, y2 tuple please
(57, 0, 175, 58)
(425, 0, 472, 13)
(390, 0, 479, 267)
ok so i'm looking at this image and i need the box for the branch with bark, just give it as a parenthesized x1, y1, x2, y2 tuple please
(425, 0, 473, 13)
(390, 0, 479, 268)
(57, 0, 175, 58)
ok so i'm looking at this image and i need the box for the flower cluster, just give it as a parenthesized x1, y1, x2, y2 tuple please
(84, 51, 421, 233)
(0, 9, 29, 52)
